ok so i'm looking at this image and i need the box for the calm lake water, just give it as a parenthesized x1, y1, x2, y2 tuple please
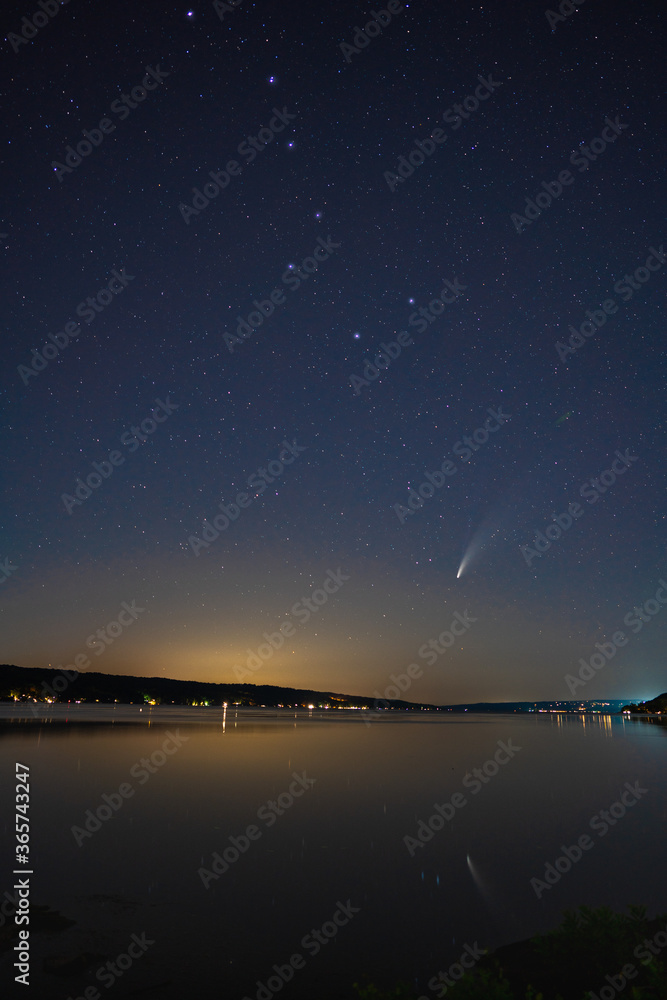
(1, 705, 666, 998)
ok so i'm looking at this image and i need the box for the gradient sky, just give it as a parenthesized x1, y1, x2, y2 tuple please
(1, 0, 665, 704)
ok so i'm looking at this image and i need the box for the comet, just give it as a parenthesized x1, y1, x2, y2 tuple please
(456, 525, 499, 579)
(456, 547, 473, 580)
(456, 549, 475, 578)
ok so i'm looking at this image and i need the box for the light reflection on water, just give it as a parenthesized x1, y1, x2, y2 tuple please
(0, 707, 665, 999)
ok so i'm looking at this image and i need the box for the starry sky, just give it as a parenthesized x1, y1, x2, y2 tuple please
(1, 0, 665, 704)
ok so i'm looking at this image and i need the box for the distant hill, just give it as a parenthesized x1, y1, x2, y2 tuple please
(0, 663, 436, 711)
(0, 663, 636, 715)
(435, 699, 629, 713)
(621, 691, 667, 714)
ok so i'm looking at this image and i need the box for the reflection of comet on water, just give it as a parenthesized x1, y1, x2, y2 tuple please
(466, 852, 519, 930)
(466, 852, 496, 908)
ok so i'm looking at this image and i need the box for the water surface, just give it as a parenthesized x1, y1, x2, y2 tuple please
(1, 705, 665, 998)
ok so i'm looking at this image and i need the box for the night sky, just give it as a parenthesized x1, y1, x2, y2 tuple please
(1, 0, 665, 704)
